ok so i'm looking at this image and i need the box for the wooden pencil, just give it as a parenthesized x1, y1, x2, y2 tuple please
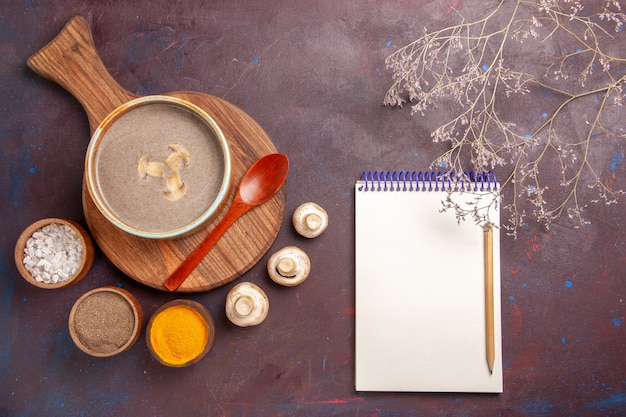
(484, 223, 495, 374)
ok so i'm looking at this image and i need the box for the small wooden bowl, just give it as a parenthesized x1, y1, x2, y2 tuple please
(68, 286, 143, 357)
(14, 218, 95, 289)
(146, 299, 215, 367)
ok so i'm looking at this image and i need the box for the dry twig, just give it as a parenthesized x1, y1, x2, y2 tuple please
(384, 0, 626, 236)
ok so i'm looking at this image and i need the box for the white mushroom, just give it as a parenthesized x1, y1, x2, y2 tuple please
(163, 171, 187, 201)
(225, 282, 269, 327)
(292, 202, 328, 238)
(267, 246, 310, 287)
(137, 155, 165, 179)
(165, 144, 190, 171)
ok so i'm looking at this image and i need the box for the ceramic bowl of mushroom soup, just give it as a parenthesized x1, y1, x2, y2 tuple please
(85, 96, 232, 239)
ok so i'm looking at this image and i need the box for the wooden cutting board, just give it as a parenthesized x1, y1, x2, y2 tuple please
(27, 15, 285, 292)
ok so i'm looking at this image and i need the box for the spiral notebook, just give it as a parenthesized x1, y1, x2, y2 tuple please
(355, 171, 503, 393)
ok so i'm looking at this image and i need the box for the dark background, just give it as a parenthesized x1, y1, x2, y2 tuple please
(1, 1, 625, 416)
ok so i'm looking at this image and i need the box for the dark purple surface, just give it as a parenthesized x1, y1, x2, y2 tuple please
(1, 1, 625, 416)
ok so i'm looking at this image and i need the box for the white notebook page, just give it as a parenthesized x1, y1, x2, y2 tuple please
(355, 176, 503, 393)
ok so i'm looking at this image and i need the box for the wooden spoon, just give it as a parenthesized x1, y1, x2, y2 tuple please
(164, 153, 289, 292)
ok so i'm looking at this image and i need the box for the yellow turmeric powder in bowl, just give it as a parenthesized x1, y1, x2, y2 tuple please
(146, 300, 215, 367)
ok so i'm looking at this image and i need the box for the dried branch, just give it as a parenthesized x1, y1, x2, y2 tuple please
(384, 0, 626, 236)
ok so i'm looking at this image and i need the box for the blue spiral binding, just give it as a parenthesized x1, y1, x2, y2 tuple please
(358, 170, 498, 192)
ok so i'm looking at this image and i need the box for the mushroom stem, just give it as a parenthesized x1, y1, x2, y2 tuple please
(277, 258, 298, 278)
(304, 213, 322, 231)
(233, 294, 254, 317)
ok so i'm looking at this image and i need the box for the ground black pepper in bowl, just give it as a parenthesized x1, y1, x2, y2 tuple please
(69, 287, 142, 357)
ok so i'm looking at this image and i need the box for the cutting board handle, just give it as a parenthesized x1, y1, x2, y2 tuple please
(27, 15, 137, 132)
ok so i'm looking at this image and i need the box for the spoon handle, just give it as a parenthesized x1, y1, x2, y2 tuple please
(163, 200, 250, 291)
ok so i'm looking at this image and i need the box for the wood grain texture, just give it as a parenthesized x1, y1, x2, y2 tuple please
(27, 15, 284, 292)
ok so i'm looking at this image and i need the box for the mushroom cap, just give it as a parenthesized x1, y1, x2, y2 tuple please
(225, 282, 269, 327)
(267, 246, 311, 287)
(292, 202, 328, 238)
